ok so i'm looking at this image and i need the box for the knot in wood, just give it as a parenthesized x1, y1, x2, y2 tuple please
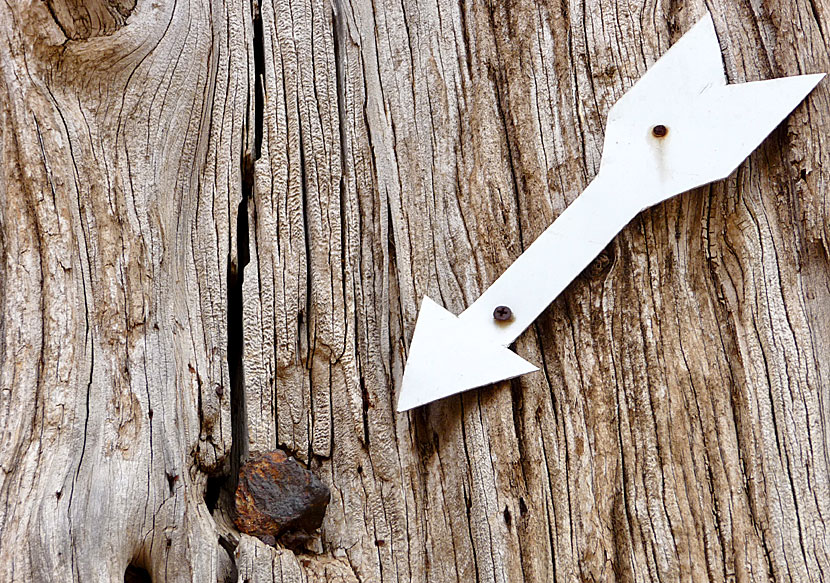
(589, 249, 613, 277)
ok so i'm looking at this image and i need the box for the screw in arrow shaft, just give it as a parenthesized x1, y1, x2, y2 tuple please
(651, 124, 669, 138)
(493, 305, 513, 322)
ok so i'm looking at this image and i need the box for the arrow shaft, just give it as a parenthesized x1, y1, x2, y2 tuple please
(458, 173, 640, 346)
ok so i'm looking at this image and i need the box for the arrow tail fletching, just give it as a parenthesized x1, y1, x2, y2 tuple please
(601, 22, 824, 207)
(609, 14, 726, 121)
(700, 74, 826, 181)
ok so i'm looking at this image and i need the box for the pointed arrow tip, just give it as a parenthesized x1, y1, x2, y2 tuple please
(397, 297, 538, 412)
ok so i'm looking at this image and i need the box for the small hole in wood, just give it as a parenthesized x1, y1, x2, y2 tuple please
(166, 472, 178, 494)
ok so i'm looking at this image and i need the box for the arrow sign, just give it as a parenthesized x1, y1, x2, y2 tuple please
(397, 14, 824, 412)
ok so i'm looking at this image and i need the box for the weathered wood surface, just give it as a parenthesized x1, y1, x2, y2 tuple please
(2, 0, 829, 580)
(0, 0, 250, 578)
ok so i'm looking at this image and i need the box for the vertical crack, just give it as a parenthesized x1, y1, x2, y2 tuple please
(228, 0, 264, 478)
(216, 0, 264, 561)
(228, 166, 251, 480)
(228, 0, 265, 470)
(252, 0, 265, 161)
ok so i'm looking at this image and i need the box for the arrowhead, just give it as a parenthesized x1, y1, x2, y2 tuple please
(397, 297, 538, 412)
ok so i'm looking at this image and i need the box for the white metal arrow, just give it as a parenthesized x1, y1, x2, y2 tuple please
(397, 14, 825, 412)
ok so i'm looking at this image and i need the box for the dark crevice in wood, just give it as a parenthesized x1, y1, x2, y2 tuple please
(165, 471, 178, 494)
(228, 157, 252, 478)
(227, 0, 261, 475)
(124, 563, 152, 583)
(217, 0, 261, 566)
(43, 0, 73, 42)
(218, 534, 239, 583)
(204, 475, 223, 513)
(360, 375, 371, 447)
(251, 0, 264, 160)
(217, 175, 247, 583)
(509, 379, 525, 460)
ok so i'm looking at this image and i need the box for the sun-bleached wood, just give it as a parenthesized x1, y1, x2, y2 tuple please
(242, 1, 830, 580)
(0, 0, 250, 577)
(2, 0, 830, 581)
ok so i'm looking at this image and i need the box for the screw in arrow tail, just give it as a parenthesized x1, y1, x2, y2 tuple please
(651, 124, 669, 138)
(493, 305, 513, 322)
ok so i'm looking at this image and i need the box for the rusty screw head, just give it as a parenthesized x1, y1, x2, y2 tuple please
(493, 305, 513, 322)
(651, 124, 668, 138)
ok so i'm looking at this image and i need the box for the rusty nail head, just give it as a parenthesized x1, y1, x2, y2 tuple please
(651, 124, 668, 138)
(493, 305, 513, 321)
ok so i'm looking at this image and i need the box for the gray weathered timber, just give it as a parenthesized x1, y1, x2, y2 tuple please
(2, 0, 830, 581)
(0, 0, 250, 578)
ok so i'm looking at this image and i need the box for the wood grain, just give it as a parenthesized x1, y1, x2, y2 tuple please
(1, 0, 828, 580)
(0, 0, 248, 577)
(242, 0, 830, 580)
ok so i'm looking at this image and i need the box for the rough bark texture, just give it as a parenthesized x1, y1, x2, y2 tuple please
(1, 0, 829, 581)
